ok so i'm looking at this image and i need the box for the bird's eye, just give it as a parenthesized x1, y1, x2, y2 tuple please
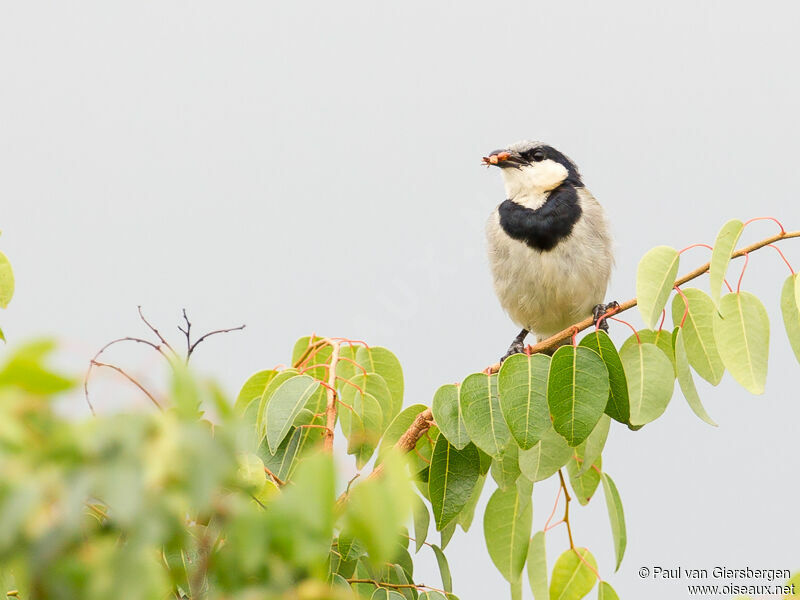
(531, 149, 546, 162)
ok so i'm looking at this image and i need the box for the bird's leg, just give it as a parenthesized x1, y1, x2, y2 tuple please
(500, 329, 529, 363)
(592, 301, 620, 332)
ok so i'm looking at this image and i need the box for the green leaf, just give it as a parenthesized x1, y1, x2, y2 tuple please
(567, 455, 602, 506)
(547, 346, 609, 447)
(356, 346, 404, 420)
(456, 473, 486, 532)
(460, 373, 511, 458)
(597, 581, 620, 600)
(671, 288, 725, 385)
(371, 589, 407, 600)
(235, 370, 278, 413)
(256, 369, 300, 434)
(518, 428, 573, 483)
(636, 245, 680, 328)
(491, 441, 521, 491)
(673, 328, 718, 427)
(575, 415, 610, 477)
(440, 520, 457, 550)
(340, 385, 385, 468)
(498, 353, 552, 450)
(0, 339, 75, 394)
(263, 374, 321, 454)
(527, 531, 548, 600)
(601, 473, 627, 572)
(0, 326, 5, 343)
(627, 328, 676, 375)
(431, 545, 453, 593)
(780, 274, 800, 365)
(419, 592, 449, 600)
(709, 219, 744, 306)
(0, 250, 14, 309)
(428, 435, 480, 531)
(270, 452, 336, 569)
(619, 340, 675, 426)
(413, 496, 430, 553)
(579, 331, 629, 424)
(714, 292, 770, 394)
(484, 480, 532, 583)
(549, 548, 598, 600)
(511, 579, 523, 600)
(261, 424, 314, 481)
(345, 452, 414, 567)
(341, 372, 394, 431)
(432, 384, 470, 450)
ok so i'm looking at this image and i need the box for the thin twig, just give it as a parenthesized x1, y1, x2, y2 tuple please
(346, 579, 449, 595)
(138, 305, 175, 354)
(324, 340, 341, 452)
(557, 469, 575, 549)
(264, 466, 286, 487)
(188, 325, 246, 360)
(90, 360, 163, 410)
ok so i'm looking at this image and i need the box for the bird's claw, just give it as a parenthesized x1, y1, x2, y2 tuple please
(500, 329, 529, 363)
(592, 301, 620, 332)
(500, 340, 526, 363)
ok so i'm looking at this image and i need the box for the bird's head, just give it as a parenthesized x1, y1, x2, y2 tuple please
(483, 141, 582, 199)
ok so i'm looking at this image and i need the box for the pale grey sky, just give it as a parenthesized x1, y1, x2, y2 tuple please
(2, 2, 799, 598)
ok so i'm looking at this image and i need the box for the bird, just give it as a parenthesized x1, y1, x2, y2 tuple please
(483, 140, 615, 360)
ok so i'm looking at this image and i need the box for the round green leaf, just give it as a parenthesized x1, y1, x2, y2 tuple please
(428, 435, 480, 531)
(371, 589, 406, 600)
(671, 288, 725, 385)
(341, 372, 394, 431)
(264, 374, 320, 454)
(518, 428, 573, 483)
(457, 472, 486, 532)
(0, 250, 14, 309)
(498, 353, 552, 449)
(575, 414, 610, 477)
(578, 331, 629, 424)
(340, 381, 385, 468)
(636, 245, 680, 328)
(549, 548, 598, 600)
(237, 370, 279, 414)
(619, 340, 675, 426)
(432, 384, 470, 450)
(490, 441, 520, 491)
(526, 531, 548, 600)
(597, 581, 620, 600)
(566, 455, 601, 506)
(601, 473, 627, 572)
(780, 274, 800, 365)
(625, 328, 676, 375)
(483, 481, 532, 583)
(460, 373, 511, 458)
(547, 346, 609, 447)
(713, 292, 770, 394)
(673, 328, 718, 427)
(709, 219, 744, 306)
(356, 346, 404, 419)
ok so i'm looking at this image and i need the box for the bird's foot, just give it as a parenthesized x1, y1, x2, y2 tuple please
(500, 329, 529, 363)
(592, 301, 620, 332)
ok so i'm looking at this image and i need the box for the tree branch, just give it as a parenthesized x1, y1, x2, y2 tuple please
(324, 340, 341, 452)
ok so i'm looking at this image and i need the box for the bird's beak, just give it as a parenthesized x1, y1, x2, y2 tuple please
(482, 149, 520, 168)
